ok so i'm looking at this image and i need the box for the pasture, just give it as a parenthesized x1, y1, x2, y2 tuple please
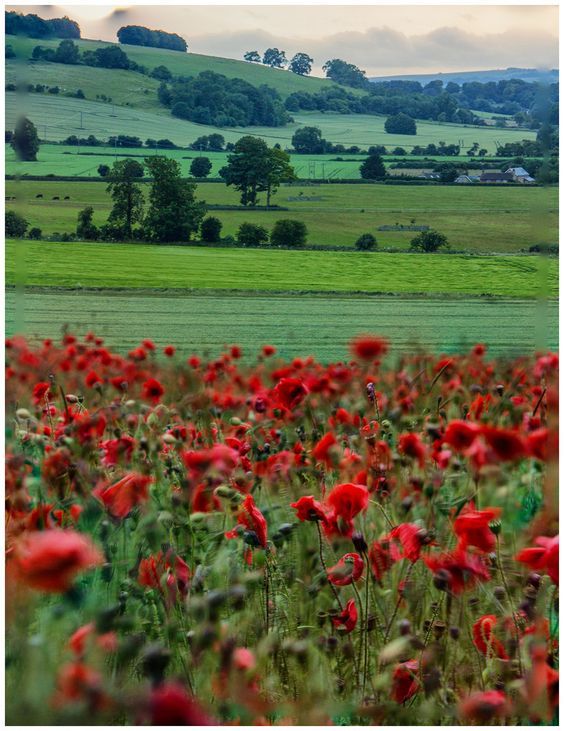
(6, 240, 557, 297)
(5, 289, 557, 360)
(5, 180, 558, 252)
(5, 91, 536, 153)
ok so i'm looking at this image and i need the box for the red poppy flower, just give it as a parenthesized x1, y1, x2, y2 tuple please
(290, 495, 328, 523)
(331, 598, 357, 633)
(327, 553, 364, 586)
(93, 472, 153, 519)
(443, 419, 481, 451)
(312, 432, 339, 467)
(516, 535, 559, 585)
(398, 433, 427, 468)
(149, 683, 214, 726)
(472, 615, 508, 659)
(142, 378, 164, 404)
(481, 426, 527, 461)
(14, 529, 103, 592)
(225, 494, 268, 548)
(163, 345, 176, 357)
(53, 662, 108, 710)
(138, 549, 191, 604)
(32, 381, 51, 405)
(459, 690, 510, 723)
(454, 506, 501, 553)
(350, 335, 389, 361)
(262, 345, 276, 357)
(523, 645, 559, 719)
(389, 523, 429, 562)
(424, 547, 490, 594)
(326, 482, 369, 522)
(391, 659, 419, 703)
(272, 377, 309, 411)
(368, 538, 400, 582)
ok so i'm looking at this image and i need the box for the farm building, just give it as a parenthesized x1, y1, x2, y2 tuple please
(479, 172, 514, 183)
(504, 166, 536, 183)
(419, 172, 441, 180)
(454, 174, 480, 184)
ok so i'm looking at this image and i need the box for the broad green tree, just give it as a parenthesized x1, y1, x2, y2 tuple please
(12, 117, 39, 161)
(360, 153, 386, 180)
(106, 159, 144, 239)
(144, 157, 206, 242)
(289, 53, 313, 75)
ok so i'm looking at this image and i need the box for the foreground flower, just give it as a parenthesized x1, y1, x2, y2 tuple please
(327, 553, 364, 586)
(516, 535, 559, 585)
(272, 377, 308, 411)
(424, 547, 490, 594)
(391, 659, 419, 703)
(459, 690, 511, 723)
(14, 529, 103, 592)
(472, 615, 508, 659)
(326, 482, 369, 522)
(350, 335, 389, 361)
(93, 472, 153, 519)
(331, 599, 357, 633)
(454, 506, 501, 553)
(225, 494, 268, 548)
(290, 495, 328, 523)
(148, 682, 214, 725)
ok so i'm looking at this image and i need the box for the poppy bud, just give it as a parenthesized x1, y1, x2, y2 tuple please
(352, 531, 368, 554)
(493, 586, 506, 600)
(433, 569, 451, 591)
(140, 643, 171, 683)
(496, 384, 504, 396)
(279, 523, 294, 537)
(317, 611, 327, 627)
(366, 382, 376, 402)
(433, 621, 447, 639)
(254, 397, 267, 413)
(243, 530, 261, 547)
(449, 626, 460, 640)
(367, 614, 377, 632)
(526, 572, 542, 590)
(399, 619, 411, 636)
(326, 636, 338, 653)
(468, 596, 480, 608)
(489, 519, 502, 536)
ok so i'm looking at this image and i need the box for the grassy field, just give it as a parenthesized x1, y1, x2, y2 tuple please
(6, 288, 557, 360)
(6, 35, 344, 100)
(6, 239, 557, 297)
(6, 179, 557, 252)
(5, 143, 497, 180)
(5, 92, 536, 154)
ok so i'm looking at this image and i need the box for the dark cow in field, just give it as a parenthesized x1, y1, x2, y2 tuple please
(52, 196, 60, 200)
(64, 196, 70, 200)
(36, 194, 43, 198)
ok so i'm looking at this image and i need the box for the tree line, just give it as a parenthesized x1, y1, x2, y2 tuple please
(117, 25, 187, 53)
(5, 11, 80, 39)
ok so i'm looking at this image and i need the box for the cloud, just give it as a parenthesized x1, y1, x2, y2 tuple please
(187, 25, 558, 75)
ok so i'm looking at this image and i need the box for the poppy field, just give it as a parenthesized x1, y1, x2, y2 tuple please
(5, 331, 559, 725)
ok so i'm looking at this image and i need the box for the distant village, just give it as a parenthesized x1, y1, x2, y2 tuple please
(419, 166, 536, 184)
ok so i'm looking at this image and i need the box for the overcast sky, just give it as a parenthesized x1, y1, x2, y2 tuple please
(9, 4, 559, 75)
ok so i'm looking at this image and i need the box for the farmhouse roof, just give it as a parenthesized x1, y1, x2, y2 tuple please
(505, 166, 530, 177)
(480, 172, 514, 182)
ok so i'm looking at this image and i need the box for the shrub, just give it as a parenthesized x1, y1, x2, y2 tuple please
(236, 223, 269, 246)
(201, 216, 222, 243)
(76, 207, 98, 241)
(28, 227, 42, 240)
(6, 211, 29, 238)
(385, 113, 417, 135)
(270, 219, 308, 248)
(98, 164, 110, 178)
(360, 153, 386, 180)
(355, 233, 377, 251)
(410, 229, 450, 253)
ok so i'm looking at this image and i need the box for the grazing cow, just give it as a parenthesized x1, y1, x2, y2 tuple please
(64, 196, 70, 200)
(52, 196, 59, 200)
(36, 194, 43, 198)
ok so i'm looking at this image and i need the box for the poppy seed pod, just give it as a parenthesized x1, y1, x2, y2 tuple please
(352, 531, 368, 554)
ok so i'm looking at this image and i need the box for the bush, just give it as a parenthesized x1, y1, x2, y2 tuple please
(98, 164, 110, 178)
(28, 227, 42, 240)
(355, 233, 376, 251)
(270, 219, 308, 248)
(201, 216, 222, 243)
(360, 153, 386, 180)
(385, 113, 417, 135)
(237, 223, 269, 246)
(410, 229, 449, 253)
(190, 157, 212, 178)
(5, 211, 29, 238)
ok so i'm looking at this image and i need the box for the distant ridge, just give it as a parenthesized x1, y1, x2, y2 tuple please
(370, 68, 559, 85)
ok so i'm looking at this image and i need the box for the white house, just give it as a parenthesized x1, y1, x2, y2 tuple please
(504, 166, 536, 183)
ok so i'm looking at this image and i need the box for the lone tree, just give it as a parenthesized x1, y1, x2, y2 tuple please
(106, 159, 144, 240)
(144, 157, 206, 242)
(410, 229, 449, 253)
(270, 219, 308, 248)
(76, 206, 98, 240)
(291, 126, 327, 154)
(385, 113, 417, 135)
(12, 117, 39, 161)
(244, 50, 261, 63)
(201, 216, 222, 243)
(190, 156, 212, 178)
(6, 210, 29, 238)
(360, 153, 386, 180)
(355, 233, 376, 251)
(220, 137, 295, 207)
(289, 53, 313, 76)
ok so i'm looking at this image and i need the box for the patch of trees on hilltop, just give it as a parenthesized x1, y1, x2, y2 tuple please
(5, 11, 80, 39)
(159, 71, 291, 127)
(117, 25, 187, 53)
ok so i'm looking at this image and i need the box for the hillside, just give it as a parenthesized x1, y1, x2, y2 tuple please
(370, 67, 559, 86)
(6, 35, 348, 101)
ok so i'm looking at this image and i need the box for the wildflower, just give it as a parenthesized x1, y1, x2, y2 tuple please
(398, 433, 427, 468)
(32, 381, 51, 404)
(424, 547, 490, 594)
(516, 535, 559, 585)
(53, 662, 108, 710)
(148, 682, 214, 725)
(331, 598, 357, 633)
(327, 553, 364, 586)
(326, 482, 369, 522)
(350, 335, 389, 361)
(163, 345, 176, 357)
(312, 431, 339, 467)
(391, 659, 419, 703)
(443, 419, 481, 451)
(142, 377, 165, 404)
(481, 425, 527, 461)
(459, 690, 510, 723)
(368, 538, 400, 582)
(454, 506, 501, 553)
(93, 472, 153, 519)
(138, 550, 191, 604)
(14, 529, 103, 592)
(225, 494, 268, 549)
(272, 377, 308, 411)
(472, 615, 508, 659)
(290, 495, 328, 523)
(389, 523, 431, 562)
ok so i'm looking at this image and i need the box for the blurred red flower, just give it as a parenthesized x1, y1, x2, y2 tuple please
(94, 472, 153, 519)
(327, 553, 364, 586)
(472, 615, 508, 659)
(391, 659, 419, 703)
(516, 535, 559, 585)
(350, 335, 389, 361)
(454, 506, 501, 553)
(331, 598, 357, 633)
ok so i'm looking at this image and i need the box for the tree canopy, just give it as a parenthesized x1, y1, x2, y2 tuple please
(117, 25, 187, 52)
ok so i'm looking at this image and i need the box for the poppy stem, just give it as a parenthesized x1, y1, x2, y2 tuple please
(316, 522, 344, 612)
(495, 535, 523, 676)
